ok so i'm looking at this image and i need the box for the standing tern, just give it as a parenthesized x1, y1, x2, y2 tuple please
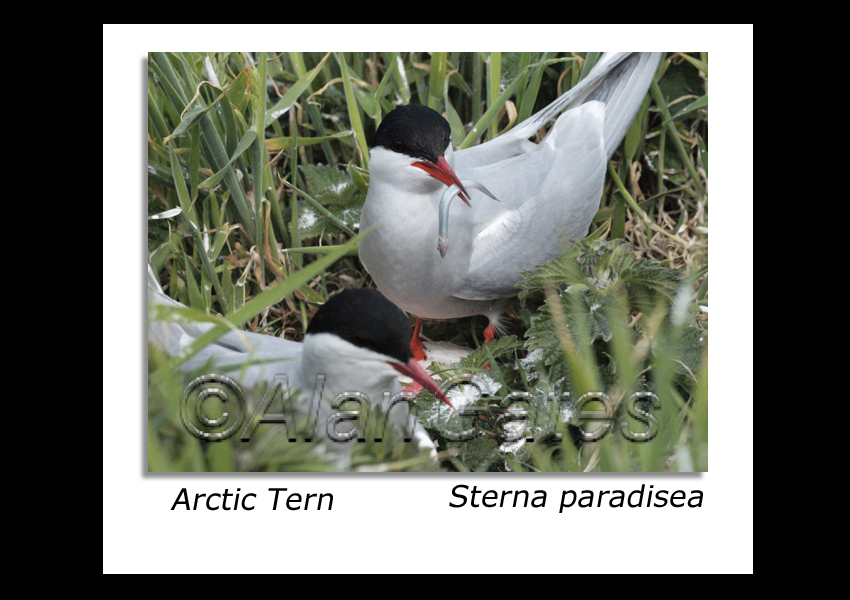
(359, 52, 661, 359)
(148, 267, 453, 466)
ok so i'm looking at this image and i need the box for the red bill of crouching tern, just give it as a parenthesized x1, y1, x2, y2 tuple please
(358, 52, 662, 359)
(148, 266, 454, 463)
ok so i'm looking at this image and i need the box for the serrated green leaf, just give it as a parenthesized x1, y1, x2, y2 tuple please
(519, 239, 701, 415)
(431, 335, 521, 375)
(283, 167, 362, 238)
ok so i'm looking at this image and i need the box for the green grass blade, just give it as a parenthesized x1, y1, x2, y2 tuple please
(486, 52, 501, 140)
(428, 52, 447, 111)
(650, 79, 707, 199)
(335, 53, 370, 169)
(197, 129, 257, 189)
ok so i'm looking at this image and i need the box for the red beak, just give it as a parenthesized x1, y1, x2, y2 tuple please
(412, 155, 471, 206)
(390, 358, 455, 410)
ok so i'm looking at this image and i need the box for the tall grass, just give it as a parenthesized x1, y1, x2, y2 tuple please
(147, 52, 707, 472)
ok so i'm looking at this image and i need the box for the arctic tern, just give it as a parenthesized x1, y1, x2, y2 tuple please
(359, 52, 662, 359)
(148, 266, 453, 466)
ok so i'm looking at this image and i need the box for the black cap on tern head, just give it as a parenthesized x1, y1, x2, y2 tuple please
(371, 104, 451, 164)
(306, 288, 412, 364)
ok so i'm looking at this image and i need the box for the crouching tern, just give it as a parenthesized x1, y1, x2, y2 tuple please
(148, 266, 453, 466)
(359, 52, 662, 359)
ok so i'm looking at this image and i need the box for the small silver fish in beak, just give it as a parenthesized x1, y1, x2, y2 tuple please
(438, 180, 501, 258)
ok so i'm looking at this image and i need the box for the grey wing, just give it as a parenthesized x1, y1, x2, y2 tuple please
(148, 266, 303, 389)
(450, 53, 660, 301)
(502, 52, 660, 160)
(453, 102, 608, 301)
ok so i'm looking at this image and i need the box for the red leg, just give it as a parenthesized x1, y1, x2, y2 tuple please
(410, 317, 427, 361)
(483, 321, 496, 344)
(481, 321, 498, 371)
